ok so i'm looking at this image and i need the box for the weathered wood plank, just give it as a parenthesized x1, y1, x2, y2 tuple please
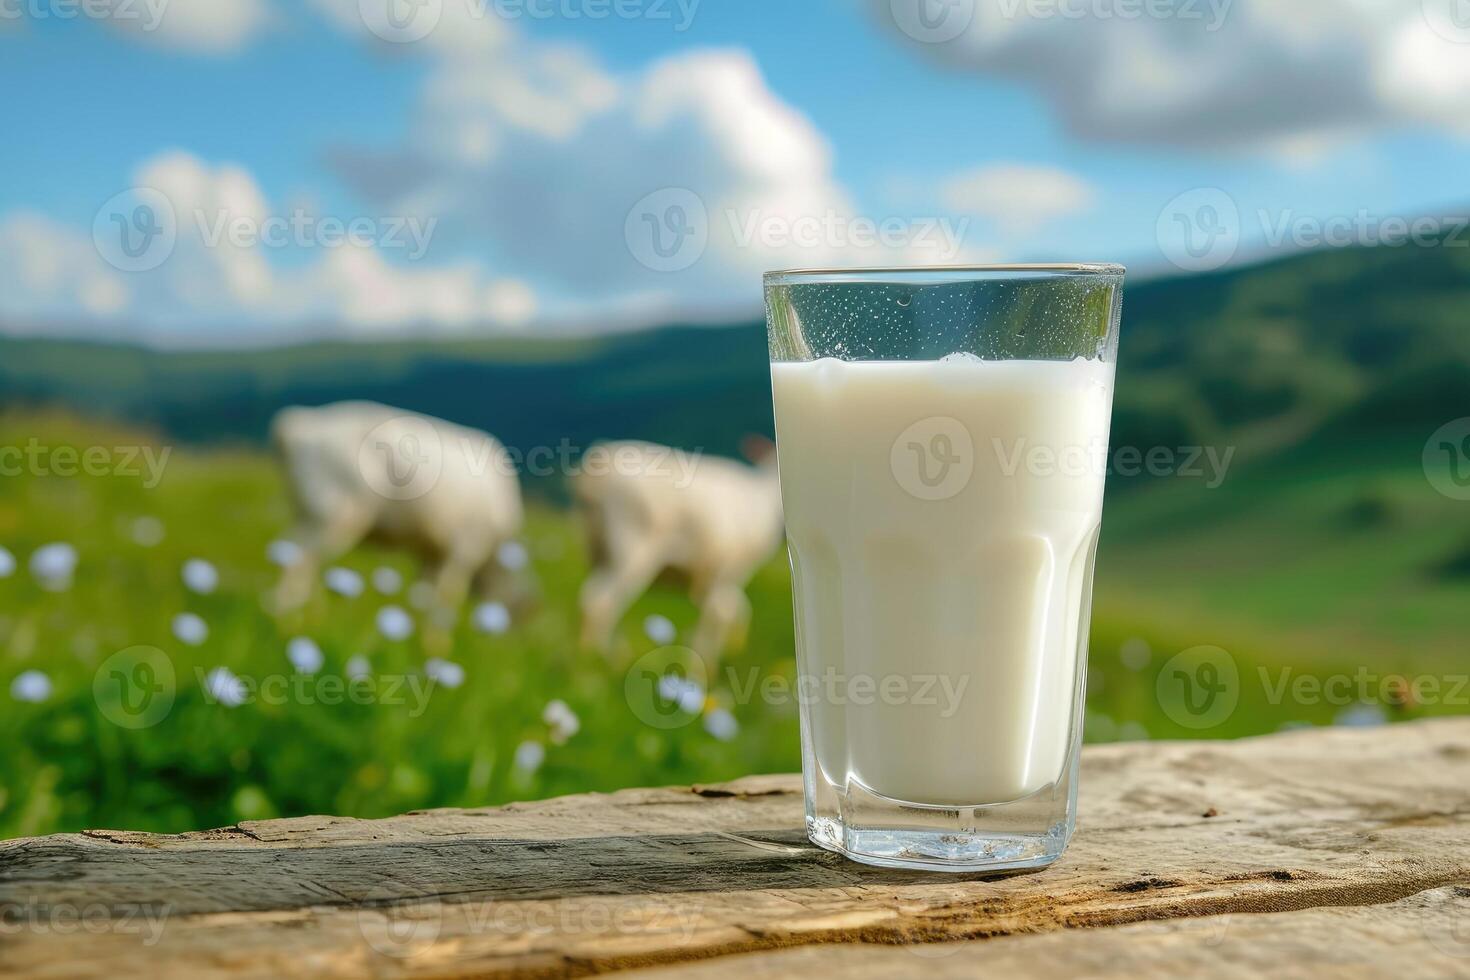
(626, 885, 1470, 978)
(0, 719, 1466, 978)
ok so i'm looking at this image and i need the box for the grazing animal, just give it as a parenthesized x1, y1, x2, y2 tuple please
(270, 401, 530, 618)
(575, 438, 784, 658)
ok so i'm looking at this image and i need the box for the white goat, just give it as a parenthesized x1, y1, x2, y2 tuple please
(270, 401, 529, 618)
(575, 439, 784, 658)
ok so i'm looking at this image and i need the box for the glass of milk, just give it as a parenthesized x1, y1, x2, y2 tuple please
(765, 264, 1125, 872)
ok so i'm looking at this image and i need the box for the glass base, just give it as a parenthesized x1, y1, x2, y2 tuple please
(805, 773, 1078, 873)
(808, 816, 1068, 873)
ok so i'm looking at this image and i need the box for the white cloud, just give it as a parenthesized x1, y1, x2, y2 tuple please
(878, 0, 1470, 149)
(300, 246, 536, 331)
(330, 47, 974, 321)
(0, 214, 131, 325)
(3, 28, 973, 339)
(102, 0, 274, 53)
(941, 163, 1095, 233)
(0, 149, 536, 340)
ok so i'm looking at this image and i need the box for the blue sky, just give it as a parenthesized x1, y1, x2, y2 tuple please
(2, 0, 1468, 344)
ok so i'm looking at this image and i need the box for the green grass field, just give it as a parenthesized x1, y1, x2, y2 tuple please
(1, 411, 1465, 839)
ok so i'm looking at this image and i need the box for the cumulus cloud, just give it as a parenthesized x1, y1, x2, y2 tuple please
(877, 0, 1470, 149)
(0, 214, 131, 326)
(6, 20, 973, 338)
(329, 47, 974, 321)
(941, 163, 1095, 232)
(0, 150, 535, 340)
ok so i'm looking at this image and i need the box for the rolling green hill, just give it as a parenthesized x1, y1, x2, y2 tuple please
(2, 242, 1467, 476)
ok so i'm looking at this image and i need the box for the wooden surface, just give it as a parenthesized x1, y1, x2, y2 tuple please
(1, 718, 1467, 978)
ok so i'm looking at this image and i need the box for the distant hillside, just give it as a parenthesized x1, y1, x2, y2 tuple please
(2, 242, 1467, 480)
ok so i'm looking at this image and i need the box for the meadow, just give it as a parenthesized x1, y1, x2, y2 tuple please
(0, 407, 1465, 840)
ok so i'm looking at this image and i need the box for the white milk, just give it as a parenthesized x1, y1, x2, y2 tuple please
(771, 356, 1115, 807)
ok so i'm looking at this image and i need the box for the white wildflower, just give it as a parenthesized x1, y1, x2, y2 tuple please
(473, 601, 511, 635)
(203, 666, 246, 707)
(10, 669, 52, 703)
(543, 699, 580, 744)
(425, 657, 465, 689)
(267, 539, 303, 567)
(642, 614, 676, 645)
(513, 740, 545, 774)
(496, 541, 529, 571)
(181, 558, 218, 595)
(287, 636, 324, 674)
(172, 612, 209, 647)
(30, 543, 78, 591)
(376, 605, 414, 641)
(703, 707, 739, 742)
(324, 566, 364, 598)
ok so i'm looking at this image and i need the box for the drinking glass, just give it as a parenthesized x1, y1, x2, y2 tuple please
(764, 264, 1125, 872)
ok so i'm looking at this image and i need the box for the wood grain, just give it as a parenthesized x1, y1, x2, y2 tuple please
(1, 718, 1466, 978)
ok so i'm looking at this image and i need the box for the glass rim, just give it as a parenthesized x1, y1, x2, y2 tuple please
(763, 263, 1126, 285)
